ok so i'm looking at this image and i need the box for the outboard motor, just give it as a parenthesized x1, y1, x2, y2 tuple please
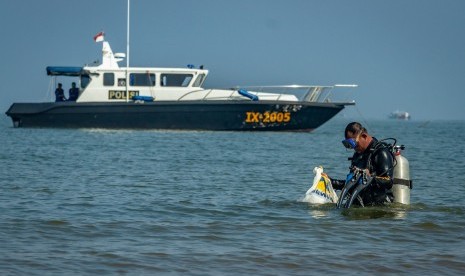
(391, 145, 412, 204)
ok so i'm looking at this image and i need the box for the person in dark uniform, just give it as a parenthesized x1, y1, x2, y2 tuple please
(68, 82, 79, 101)
(55, 83, 66, 102)
(331, 122, 394, 206)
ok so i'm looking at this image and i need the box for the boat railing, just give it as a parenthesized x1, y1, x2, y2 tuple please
(233, 84, 358, 102)
(176, 84, 357, 102)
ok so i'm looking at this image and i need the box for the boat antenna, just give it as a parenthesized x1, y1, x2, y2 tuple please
(126, 0, 130, 102)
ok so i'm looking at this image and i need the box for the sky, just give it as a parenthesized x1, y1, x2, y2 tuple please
(1, 0, 465, 121)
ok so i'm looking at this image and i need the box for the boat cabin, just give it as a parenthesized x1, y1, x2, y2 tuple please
(44, 41, 347, 103)
(77, 67, 208, 102)
(47, 41, 211, 103)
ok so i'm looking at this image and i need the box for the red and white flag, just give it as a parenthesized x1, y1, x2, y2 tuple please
(93, 32, 104, 42)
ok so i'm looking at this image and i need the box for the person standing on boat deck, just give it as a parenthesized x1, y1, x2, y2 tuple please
(55, 83, 66, 102)
(330, 122, 395, 206)
(68, 82, 79, 101)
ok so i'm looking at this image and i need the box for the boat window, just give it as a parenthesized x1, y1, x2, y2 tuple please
(103, 73, 115, 86)
(80, 75, 90, 89)
(193, 74, 205, 87)
(129, 73, 156, 86)
(160, 74, 193, 87)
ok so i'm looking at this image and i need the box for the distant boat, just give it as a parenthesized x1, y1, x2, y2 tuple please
(389, 110, 411, 120)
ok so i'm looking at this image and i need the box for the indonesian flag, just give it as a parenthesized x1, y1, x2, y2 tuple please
(93, 32, 104, 42)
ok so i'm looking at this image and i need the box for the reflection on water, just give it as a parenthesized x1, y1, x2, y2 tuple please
(340, 206, 408, 220)
(304, 203, 410, 220)
(306, 204, 334, 219)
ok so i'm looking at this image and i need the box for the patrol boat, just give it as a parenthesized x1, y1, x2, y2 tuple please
(5, 38, 356, 131)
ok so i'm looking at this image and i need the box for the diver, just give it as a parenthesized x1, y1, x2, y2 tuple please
(331, 122, 395, 207)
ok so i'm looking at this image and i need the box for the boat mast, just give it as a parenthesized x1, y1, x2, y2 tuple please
(125, 0, 130, 102)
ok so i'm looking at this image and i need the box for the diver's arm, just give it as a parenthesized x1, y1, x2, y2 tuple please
(372, 149, 394, 189)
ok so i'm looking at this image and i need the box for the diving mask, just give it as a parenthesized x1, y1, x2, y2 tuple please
(342, 138, 357, 149)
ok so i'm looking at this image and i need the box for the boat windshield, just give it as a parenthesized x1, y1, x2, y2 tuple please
(193, 74, 206, 87)
(81, 75, 91, 89)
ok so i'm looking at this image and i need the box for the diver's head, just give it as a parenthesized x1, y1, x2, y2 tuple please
(342, 122, 372, 153)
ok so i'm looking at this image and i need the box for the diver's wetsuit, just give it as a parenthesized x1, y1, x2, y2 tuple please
(332, 138, 394, 206)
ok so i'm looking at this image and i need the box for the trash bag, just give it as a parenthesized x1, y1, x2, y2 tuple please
(303, 166, 339, 204)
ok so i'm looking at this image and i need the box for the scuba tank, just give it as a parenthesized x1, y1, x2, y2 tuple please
(391, 145, 412, 204)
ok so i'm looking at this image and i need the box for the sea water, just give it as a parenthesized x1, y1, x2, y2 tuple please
(1, 115, 465, 275)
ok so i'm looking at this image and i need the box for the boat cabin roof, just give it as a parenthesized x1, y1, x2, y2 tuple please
(46, 41, 208, 77)
(46, 66, 208, 76)
(46, 66, 84, 76)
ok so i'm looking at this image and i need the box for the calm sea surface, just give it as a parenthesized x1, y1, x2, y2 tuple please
(1, 115, 465, 275)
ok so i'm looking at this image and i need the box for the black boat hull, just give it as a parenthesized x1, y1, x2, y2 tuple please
(5, 101, 348, 131)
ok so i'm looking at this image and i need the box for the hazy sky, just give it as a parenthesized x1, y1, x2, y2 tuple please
(1, 0, 464, 120)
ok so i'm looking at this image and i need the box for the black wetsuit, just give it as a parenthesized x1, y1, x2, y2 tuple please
(332, 137, 394, 206)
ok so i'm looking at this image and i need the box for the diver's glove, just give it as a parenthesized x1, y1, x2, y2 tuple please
(330, 178, 345, 190)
